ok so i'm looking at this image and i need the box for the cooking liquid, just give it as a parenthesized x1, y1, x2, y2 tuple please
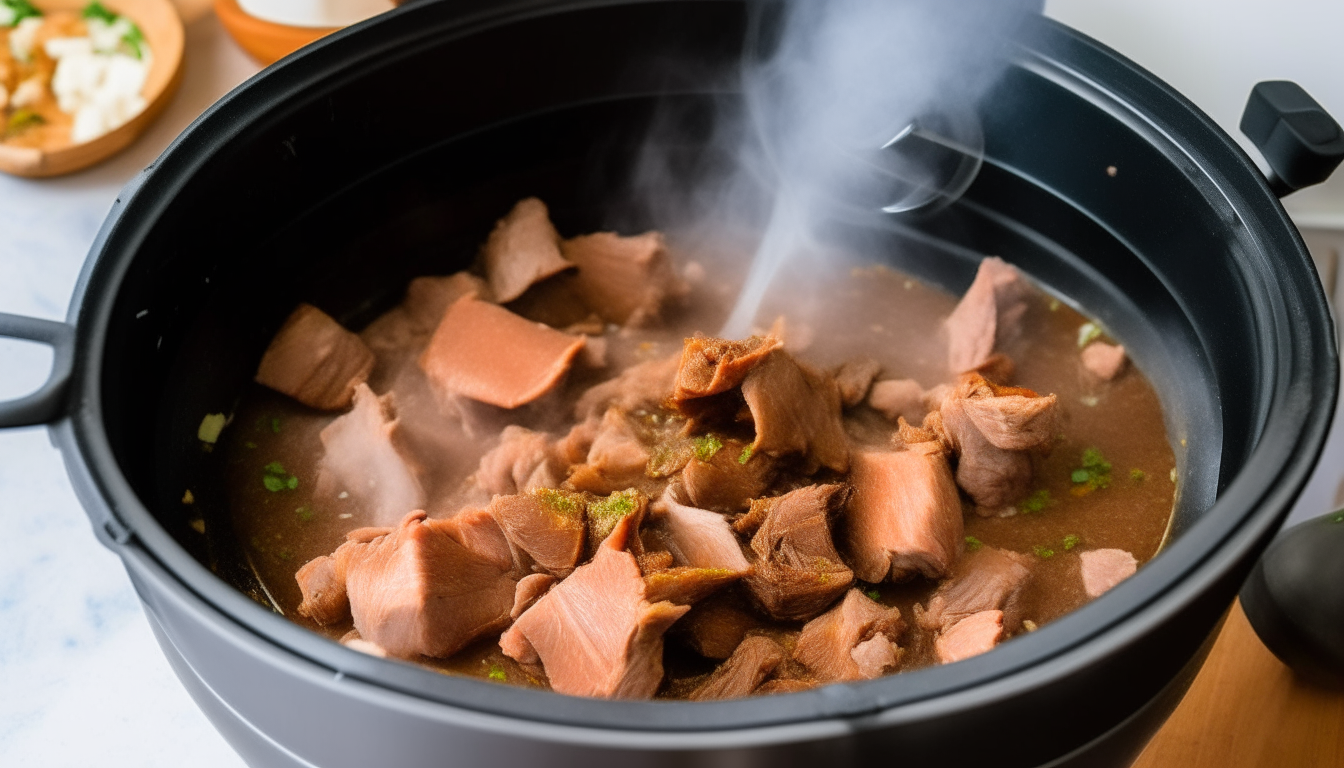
(213, 242, 1176, 695)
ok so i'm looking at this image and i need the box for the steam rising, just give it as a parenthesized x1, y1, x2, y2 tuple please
(713, 0, 1037, 338)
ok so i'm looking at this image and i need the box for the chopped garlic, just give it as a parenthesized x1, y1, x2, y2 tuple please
(8, 16, 41, 61)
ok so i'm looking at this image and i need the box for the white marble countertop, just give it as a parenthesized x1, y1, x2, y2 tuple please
(2, 8, 1344, 768)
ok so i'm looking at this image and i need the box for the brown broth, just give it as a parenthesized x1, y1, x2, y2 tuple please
(211, 243, 1175, 694)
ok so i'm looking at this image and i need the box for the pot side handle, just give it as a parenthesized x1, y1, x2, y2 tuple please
(1240, 81, 1344, 198)
(0, 313, 75, 428)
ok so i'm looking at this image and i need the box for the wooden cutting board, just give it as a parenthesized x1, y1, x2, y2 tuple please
(1132, 601, 1344, 767)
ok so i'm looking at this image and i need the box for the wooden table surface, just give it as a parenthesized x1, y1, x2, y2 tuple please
(1132, 601, 1344, 767)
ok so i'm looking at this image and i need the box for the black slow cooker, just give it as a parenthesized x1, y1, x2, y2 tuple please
(0, 2, 1337, 766)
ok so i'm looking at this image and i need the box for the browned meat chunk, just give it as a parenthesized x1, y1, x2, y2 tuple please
(937, 373, 1058, 509)
(868, 378, 926, 423)
(845, 447, 962, 582)
(488, 489, 587, 576)
(575, 354, 680, 421)
(340, 511, 518, 658)
(500, 515, 690, 699)
(476, 426, 563, 498)
(689, 635, 788, 701)
(586, 489, 649, 560)
(650, 490, 752, 574)
(1080, 548, 1138, 597)
(554, 416, 600, 465)
(482, 198, 574, 303)
(361, 273, 491, 356)
(741, 350, 850, 473)
(969, 352, 1016, 385)
(561, 231, 686, 327)
(794, 589, 904, 682)
(255, 303, 375, 410)
(945, 257, 1030, 374)
(744, 484, 854, 621)
(567, 409, 651, 495)
(419, 295, 586, 409)
(920, 547, 1032, 632)
(681, 438, 778, 512)
(295, 552, 348, 626)
(674, 334, 782, 401)
(644, 567, 745, 605)
(316, 384, 426, 526)
(511, 573, 557, 619)
(1081, 341, 1128, 381)
(935, 610, 1004, 664)
(834, 358, 882, 407)
(678, 599, 762, 659)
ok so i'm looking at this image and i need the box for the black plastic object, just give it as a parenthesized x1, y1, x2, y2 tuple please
(0, 2, 1336, 767)
(0, 312, 74, 428)
(1241, 510, 1344, 687)
(1240, 80, 1344, 197)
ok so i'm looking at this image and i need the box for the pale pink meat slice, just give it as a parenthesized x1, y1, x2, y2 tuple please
(935, 610, 1005, 664)
(945, 257, 1031, 374)
(741, 350, 850, 473)
(868, 378, 927, 423)
(1081, 341, 1128, 381)
(255, 303, 375, 410)
(566, 409, 651, 495)
(488, 489, 587, 576)
(342, 511, 519, 658)
(419, 295, 586, 409)
(476, 425, 563, 498)
(794, 589, 904, 682)
(575, 353, 680, 420)
(316, 384, 426, 527)
(920, 547, 1032, 632)
(499, 516, 690, 699)
(652, 489, 752, 573)
(482, 197, 574, 303)
(744, 484, 854, 621)
(561, 231, 686, 327)
(360, 272, 491, 357)
(444, 507, 515, 573)
(834, 357, 882, 408)
(845, 447, 963, 582)
(689, 635, 788, 701)
(511, 573, 557, 620)
(1080, 548, 1138, 598)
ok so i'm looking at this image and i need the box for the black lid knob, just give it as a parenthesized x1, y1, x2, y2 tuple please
(1240, 81, 1344, 197)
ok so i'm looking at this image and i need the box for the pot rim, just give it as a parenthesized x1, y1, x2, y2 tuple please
(54, 0, 1339, 736)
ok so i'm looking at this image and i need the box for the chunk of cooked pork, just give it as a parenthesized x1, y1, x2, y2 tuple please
(1081, 341, 1128, 381)
(794, 589, 904, 682)
(678, 598, 763, 659)
(681, 438, 778, 512)
(674, 334, 783, 401)
(567, 409, 651, 495)
(945, 257, 1031, 374)
(499, 515, 690, 699)
(651, 489, 752, 574)
(255, 303, 375, 410)
(834, 357, 882, 408)
(936, 373, 1058, 510)
(868, 378, 926, 423)
(443, 507, 516, 572)
(1080, 548, 1138, 598)
(361, 273, 491, 357)
(295, 552, 349, 626)
(920, 547, 1032, 632)
(934, 610, 1004, 664)
(561, 231, 686, 327)
(476, 426, 563, 498)
(419, 295, 586, 409)
(488, 489, 588, 576)
(644, 568, 745, 605)
(586, 489, 649, 560)
(744, 484, 854, 621)
(689, 635, 788, 701)
(575, 354, 680, 421)
(845, 447, 963, 582)
(315, 384, 425, 527)
(511, 573, 557, 620)
(482, 197, 574, 303)
(741, 350, 850, 473)
(311, 511, 519, 658)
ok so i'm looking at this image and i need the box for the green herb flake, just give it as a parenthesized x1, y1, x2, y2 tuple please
(964, 535, 983, 552)
(5, 108, 45, 135)
(865, 589, 882, 601)
(738, 445, 755, 465)
(262, 475, 287, 492)
(1130, 468, 1147, 482)
(244, 441, 257, 449)
(1077, 321, 1103, 349)
(271, 417, 282, 434)
(487, 665, 507, 682)
(1071, 469, 1090, 484)
(0, 0, 42, 26)
(263, 461, 297, 492)
(693, 433, 724, 462)
(1332, 513, 1344, 524)
(286, 476, 299, 490)
(590, 489, 638, 520)
(533, 488, 582, 518)
(1032, 545, 1056, 559)
(295, 506, 315, 522)
(1062, 533, 1082, 551)
(197, 413, 228, 444)
(1021, 489, 1052, 514)
(121, 21, 144, 59)
(276, 548, 293, 561)
(264, 461, 286, 475)
(81, 1, 117, 23)
(1071, 448, 1113, 492)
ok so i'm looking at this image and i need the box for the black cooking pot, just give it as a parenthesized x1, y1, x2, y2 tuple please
(0, 2, 1337, 766)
